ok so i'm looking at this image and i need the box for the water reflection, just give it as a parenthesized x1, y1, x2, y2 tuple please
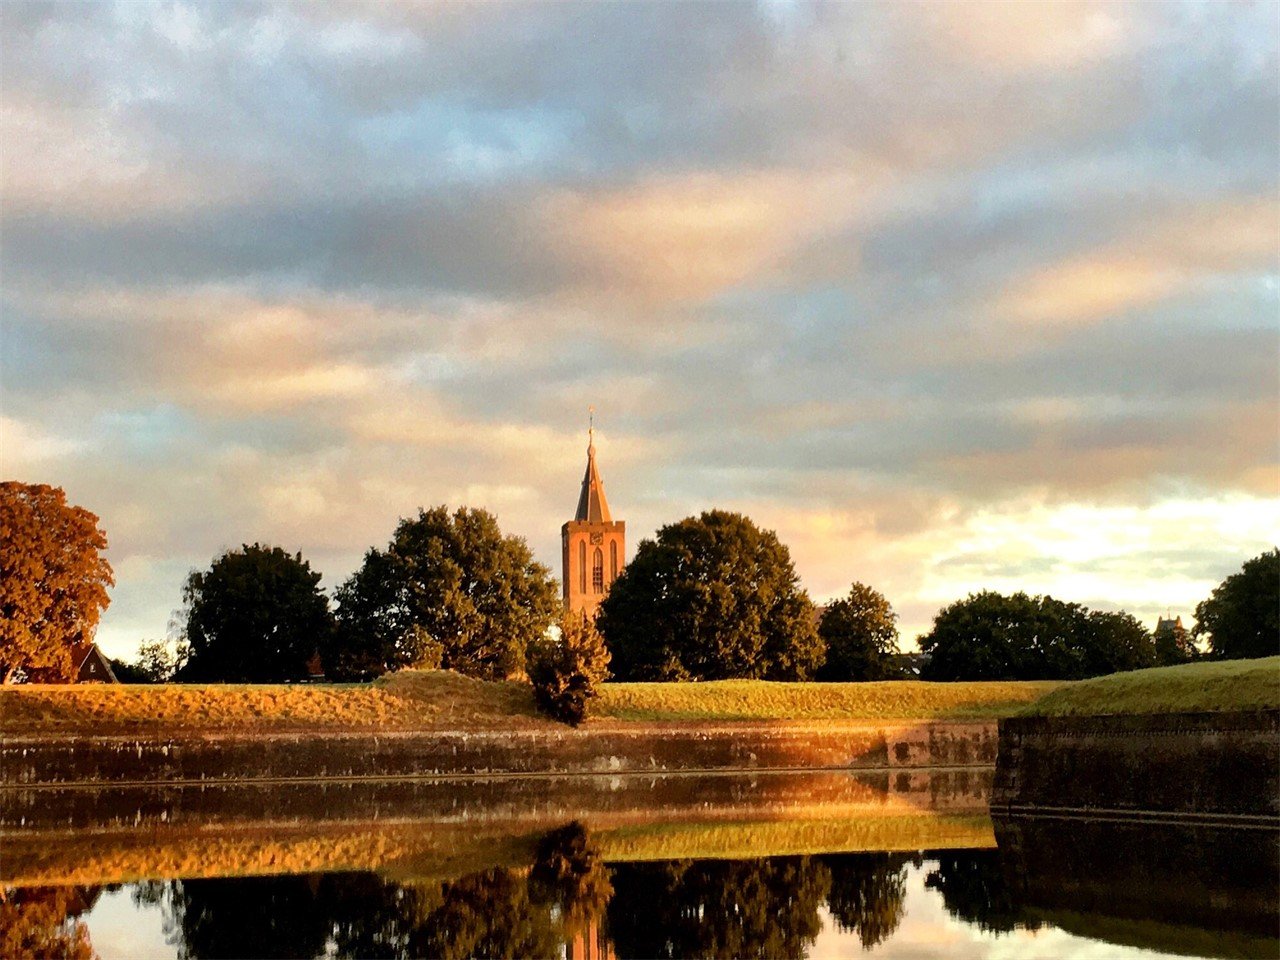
(2, 772, 1277, 959)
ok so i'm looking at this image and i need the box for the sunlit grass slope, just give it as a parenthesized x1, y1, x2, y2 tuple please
(1020, 657, 1280, 717)
(595, 679, 1059, 721)
(1, 669, 1058, 734)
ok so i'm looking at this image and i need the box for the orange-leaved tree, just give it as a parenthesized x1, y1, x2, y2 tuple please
(0, 482, 114, 683)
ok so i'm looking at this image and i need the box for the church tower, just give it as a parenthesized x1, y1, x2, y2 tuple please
(562, 417, 625, 619)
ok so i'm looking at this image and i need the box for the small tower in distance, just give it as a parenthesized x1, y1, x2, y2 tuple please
(562, 412, 625, 619)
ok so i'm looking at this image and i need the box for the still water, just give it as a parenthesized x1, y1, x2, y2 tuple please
(3, 772, 1276, 959)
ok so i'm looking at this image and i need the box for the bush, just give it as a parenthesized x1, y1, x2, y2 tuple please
(526, 611, 611, 725)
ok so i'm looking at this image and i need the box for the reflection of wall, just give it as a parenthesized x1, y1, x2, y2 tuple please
(994, 816, 1279, 959)
(994, 710, 1280, 817)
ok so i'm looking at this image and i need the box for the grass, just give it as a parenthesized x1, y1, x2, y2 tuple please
(0, 670, 1058, 734)
(1019, 657, 1280, 717)
(595, 678, 1059, 722)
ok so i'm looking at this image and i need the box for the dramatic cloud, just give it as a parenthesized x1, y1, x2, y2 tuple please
(2, 0, 1275, 656)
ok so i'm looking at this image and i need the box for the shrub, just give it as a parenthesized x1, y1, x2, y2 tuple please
(526, 611, 611, 726)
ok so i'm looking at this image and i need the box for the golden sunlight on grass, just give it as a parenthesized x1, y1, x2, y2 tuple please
(595, 678, 1060, 722)
(0, 670, 1060, 734)
(1019, 657, 1280, 717)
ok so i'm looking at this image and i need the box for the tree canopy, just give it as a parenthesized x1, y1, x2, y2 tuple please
(816, 583, 901, 681)
(179, 544, 333, 683)
(919, 591, 1156, 681)
(597, 510, 823, 681)
(0, 482, 114, 683)
(327, 506, 560, 680)
(1193, 549, 1280, 661)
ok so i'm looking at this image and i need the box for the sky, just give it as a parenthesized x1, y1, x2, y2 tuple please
(3, 1, 1278, 661)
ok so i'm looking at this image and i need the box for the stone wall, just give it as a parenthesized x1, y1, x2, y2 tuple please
(992, 710, 1280, 819)
(1, 720, 997, 787)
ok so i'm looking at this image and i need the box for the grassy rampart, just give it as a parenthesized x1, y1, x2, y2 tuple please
(0, 669, 1058, 734)
(1018, 657, 1280, 717)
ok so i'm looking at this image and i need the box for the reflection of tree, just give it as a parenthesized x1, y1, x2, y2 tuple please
(529, 822, 613, 935)
(924, 851, 1040, 934)
(608, 857, 831, 959)
(823, 853, 913, 948)
(153, 823, 613, 960)
(0, 886, 100, 960)
(164, 876, 330, 958)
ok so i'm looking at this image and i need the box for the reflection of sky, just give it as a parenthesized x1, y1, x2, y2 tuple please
(83, 860, 1213, 960)
(4, 2, 1277, 658)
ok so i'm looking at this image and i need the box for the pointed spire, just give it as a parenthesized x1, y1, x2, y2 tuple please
(575, 408, 611, 523)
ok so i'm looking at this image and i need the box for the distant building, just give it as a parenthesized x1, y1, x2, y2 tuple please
(562, 422, 625, 619)
(1154, 615, 1195, 663)
(70, 641, 118, 683)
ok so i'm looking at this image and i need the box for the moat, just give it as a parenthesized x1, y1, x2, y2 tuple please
(3, 769, 1275, 959)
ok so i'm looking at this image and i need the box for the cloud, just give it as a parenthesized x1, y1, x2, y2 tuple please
(2, 1, 1275, 661)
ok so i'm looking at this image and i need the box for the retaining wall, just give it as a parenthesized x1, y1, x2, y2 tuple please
(992, 710, 1280, 819)
(1, 720, 997, 787)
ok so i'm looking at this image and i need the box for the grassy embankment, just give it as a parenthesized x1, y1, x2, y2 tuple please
(0, 669, 1059, 734)
(1019, 656, 1280, 717)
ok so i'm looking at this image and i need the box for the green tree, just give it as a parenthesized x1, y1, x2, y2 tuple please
(1193, 549, 1280, 661)
(597, 510, 822, 681)
(329, 506, 559, 680)
(527, 610, 612, 725)
(919, 591, 1155, 681)
(0, 482, 114, 683)
(816, 583, 902, 681)
(179, 544, 333, 683)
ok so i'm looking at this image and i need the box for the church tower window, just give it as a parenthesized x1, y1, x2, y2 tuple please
(592, 548, 604, 593)
(610, 541, 618, 581)
(579, 541, 587, 594)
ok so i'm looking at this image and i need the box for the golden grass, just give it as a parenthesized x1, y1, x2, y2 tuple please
(0, 669, 1058, 734)
(1020, 657, 1280, 717)
(595, 678, 1060, 722)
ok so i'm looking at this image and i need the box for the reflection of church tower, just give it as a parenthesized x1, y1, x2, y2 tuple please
(562, 416, 625, 619)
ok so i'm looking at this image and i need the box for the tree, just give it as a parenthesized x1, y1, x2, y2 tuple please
(1193, 549, 1280, 660)
(178, 544, 333, 683)
(0, 482, 114, 683)
(597, 510, 823, 681)
(919, 591, 1156, 681)
(328, 506, 560, 680)
(816, 583, 902, 681)
(527, 610, 611, 725)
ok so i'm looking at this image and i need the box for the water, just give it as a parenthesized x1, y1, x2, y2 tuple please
(3, 772, 1276, 959)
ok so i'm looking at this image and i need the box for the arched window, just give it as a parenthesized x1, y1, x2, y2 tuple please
(610, 541, 619, 581)
(579, 541, 587, 593)
(592, 548, 604, 593)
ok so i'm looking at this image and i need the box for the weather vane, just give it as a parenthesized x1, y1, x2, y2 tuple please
(588, 405, 595, 444)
